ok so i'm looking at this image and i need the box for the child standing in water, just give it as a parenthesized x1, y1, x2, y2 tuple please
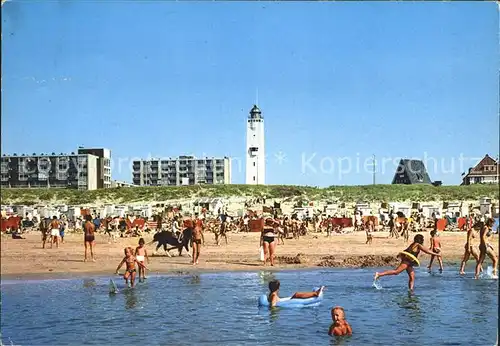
(115, 247, 148, 288)
(328, 306, 353, 337)
(427, 230, 443, 272)
(134, 238, 149, 282)
(267, 280, 324, 307)
(374, 234, 441, 291)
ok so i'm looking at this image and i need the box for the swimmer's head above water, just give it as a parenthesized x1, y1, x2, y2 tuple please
(269, 280, 280, 293)
(331, 306, 345, 322)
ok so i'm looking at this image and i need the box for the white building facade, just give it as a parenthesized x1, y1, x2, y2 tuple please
(132, 156, 231, 186)
(245, 105, 265, 185)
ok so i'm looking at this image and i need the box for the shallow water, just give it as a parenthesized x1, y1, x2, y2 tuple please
(1, 266, 498, 345)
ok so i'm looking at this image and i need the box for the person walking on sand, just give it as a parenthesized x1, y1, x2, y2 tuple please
(49, 216, 60, 249)
(475, 218, 498, 279)
(83, 215, 96, 262)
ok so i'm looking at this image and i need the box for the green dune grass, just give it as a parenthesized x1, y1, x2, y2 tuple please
(1, 184, 498, 205)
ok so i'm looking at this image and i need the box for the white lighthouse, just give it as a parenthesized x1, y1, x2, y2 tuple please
(245, 104, 265, 185)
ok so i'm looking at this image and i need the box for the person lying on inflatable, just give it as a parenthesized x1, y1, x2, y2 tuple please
(267, 280, 324, 307)
(374, 234, 441, 291)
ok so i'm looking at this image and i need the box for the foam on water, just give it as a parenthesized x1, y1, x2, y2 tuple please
(372, 279, 382, 290)
(482, 266, 498, 280)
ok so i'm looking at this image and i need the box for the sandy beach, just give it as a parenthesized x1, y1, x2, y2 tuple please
(2, 230, 497, 280)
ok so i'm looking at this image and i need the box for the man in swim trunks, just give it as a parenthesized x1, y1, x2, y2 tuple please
(83, 215, 96, 262)
(374, 234, 441, 291)
(459, 218, 482, 275)
(427, 230, 443, 272)
(192, 216, 204, 265)
(475, 218, 498, 279)
(49, 216, 60, 249)
(135, 238, 149, 282)
(115, 247, 148, 288)
(267, 280, 325, 307)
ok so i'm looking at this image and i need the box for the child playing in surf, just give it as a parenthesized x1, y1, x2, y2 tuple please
(328, 306, 353, 337)
(115, 247, 148, 288)
(427, 230, 443, 273)
(374, 234, 441, 291)
(267, 280, 324, 307)
(134, 238, 149, 282)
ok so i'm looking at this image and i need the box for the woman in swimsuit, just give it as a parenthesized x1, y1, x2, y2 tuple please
(115, 247, 148, 288)
(260, 218, 278, 266)
(374, 234, 441, 291)
(475, 218, 498, 279)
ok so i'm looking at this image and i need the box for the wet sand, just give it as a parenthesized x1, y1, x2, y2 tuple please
(1, 230, 497, 280)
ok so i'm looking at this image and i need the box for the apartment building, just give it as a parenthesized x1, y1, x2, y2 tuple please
(77, 148, 112, 188)
(132, 156, 231, 186)
(0, 152, 98, 190)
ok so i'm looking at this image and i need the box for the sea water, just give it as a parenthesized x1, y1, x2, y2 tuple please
(1, 267, 498, 345)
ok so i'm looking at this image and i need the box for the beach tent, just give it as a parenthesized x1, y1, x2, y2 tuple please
(436, 219, 447, 231)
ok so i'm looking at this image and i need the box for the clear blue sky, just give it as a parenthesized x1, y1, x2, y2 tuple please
(2, 1, 498, 186)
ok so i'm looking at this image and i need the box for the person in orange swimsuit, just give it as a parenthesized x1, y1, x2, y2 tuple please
(192, 216, 204, 265)
(328, 306, 353, 337)
(115, 247, 148, 288)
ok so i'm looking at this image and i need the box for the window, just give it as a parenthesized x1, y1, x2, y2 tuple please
(253, 176, 256, 181)
(253, 162, 256, 167)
